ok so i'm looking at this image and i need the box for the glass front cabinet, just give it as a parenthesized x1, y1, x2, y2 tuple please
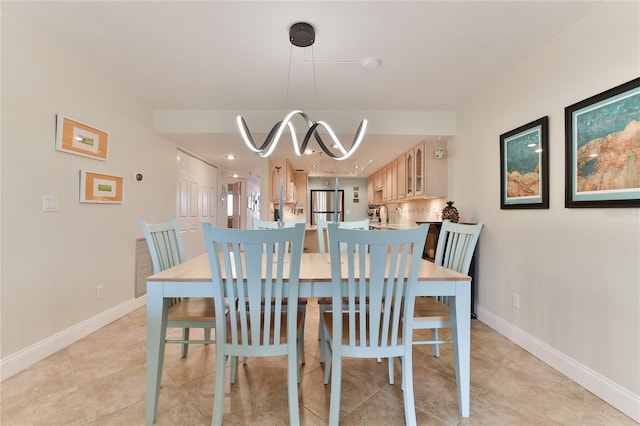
(414, 142, 424, 197)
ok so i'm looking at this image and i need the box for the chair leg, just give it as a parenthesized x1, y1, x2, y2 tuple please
(212, 354, 227, 426)
(319, 305, 327, 363)
(204, 328, 211, 345)
(328, 350, 342, 425)
(181, 328, 190, 358)
(287, 344, 301, 424)
(230, 355, 238, 384)
(402, 351, 417, 426)
(299, 306, 306, 365)
(432, 328, 441, 358)
(323, 323, 332, 385)
(388, 356, 394, 385)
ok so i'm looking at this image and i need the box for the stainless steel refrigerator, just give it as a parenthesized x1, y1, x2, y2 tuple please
(310, 189, 344, 225)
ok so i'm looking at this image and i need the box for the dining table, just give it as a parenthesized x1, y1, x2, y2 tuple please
(145, 252, 472, 424)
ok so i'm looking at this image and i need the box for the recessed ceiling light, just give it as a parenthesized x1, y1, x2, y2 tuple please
(225, 154, 236, 160)
(304, 149, 314, 155)
(232, 173, 238, 178)
(311, 164, 318, 168)
(354, 165, 360, 169)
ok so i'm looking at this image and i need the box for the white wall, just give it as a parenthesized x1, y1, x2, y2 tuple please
(451, 2, 639, 420)
(1, 15, 177, 366)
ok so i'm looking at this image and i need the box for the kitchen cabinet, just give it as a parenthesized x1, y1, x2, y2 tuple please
(414, 142, 425, 197)
(382, 165, 389, 202)
(387, 161, 397, 201)
(396, 154, 406, 199)
(406, 149, 414, 198)
(374, 169, 383, 191)
(269, 158, 296, 203)
(370, 139, 448, 203)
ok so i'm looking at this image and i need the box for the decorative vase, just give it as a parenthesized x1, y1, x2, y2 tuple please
(441, 201, 459, 223)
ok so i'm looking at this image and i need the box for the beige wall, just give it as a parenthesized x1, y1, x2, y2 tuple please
(1, 15, 177, 359)
(451, 1, 639, 417)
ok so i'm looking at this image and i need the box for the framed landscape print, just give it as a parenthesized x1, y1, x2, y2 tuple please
(56, 115, 109, 161)
(565, 77, 640, 207)
(500, 116, 549, 209)
(80, 170, 123, 203)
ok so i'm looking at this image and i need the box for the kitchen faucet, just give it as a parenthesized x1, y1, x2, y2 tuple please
(379, 204, 389, 223)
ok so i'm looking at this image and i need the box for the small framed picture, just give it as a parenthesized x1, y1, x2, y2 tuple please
(80, 169, 123, 203)
(56, 115, 109, 161)
(500, 116, 549, 209)
(565, 77, 640, 207)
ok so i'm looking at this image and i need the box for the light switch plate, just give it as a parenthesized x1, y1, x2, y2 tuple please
(43, 195, 59, 212)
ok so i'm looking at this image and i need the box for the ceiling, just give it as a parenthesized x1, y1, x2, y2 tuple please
(3, 1, 602, 179)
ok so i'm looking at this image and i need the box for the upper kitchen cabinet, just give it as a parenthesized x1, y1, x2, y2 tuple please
(406, 149, 414, 198)
(414, 142, 425, 197)
(397, 154, 406, 200)
(269, 158, 297, 203)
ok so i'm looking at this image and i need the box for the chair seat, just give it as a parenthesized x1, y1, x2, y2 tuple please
(168, 298, 216, 322)
(226, 311, 304, 344)
(413, 297, 450, 320)
(323, 311, 403, 345)
(317, 297, 366, 306)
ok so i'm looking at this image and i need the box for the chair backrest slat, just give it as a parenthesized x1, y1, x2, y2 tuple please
(203, 223, 305, 350)
(433, 220, 483, 305)
(317, 217, 370, 253)
(434, 221, 483, 275)
(140, 218, 186, 274)
(327, 223, 429, 350)
(253, 218, 306, 253)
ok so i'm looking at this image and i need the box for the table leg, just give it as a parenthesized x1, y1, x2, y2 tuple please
(146, 283, 168, 424)
(450, 282, 471, 417)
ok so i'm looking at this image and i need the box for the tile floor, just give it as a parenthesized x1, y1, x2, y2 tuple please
(1, 300, 636, 425)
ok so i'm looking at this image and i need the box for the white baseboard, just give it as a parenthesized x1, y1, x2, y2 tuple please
(477, 306, 640, 423)
(0, 296, 146, 381)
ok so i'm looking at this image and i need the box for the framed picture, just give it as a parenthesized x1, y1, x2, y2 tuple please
(500, 116, 549, 209)
(56, 115, 109, 161)
(565, 77, 640, 207)
(80, 170, 124, 203)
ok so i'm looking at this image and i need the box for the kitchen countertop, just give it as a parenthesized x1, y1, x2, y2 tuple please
(368, 222, 419, 230)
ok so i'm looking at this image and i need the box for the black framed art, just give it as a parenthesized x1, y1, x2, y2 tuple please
(500, 116, 549, 209)
(565, 77, 640, 208)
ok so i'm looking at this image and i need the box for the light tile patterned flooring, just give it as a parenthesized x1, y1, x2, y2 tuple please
(1, 300, 636, 425)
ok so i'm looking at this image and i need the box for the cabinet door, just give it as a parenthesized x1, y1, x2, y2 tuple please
(392, 160, 398, 200)
(406, 150, 414, 198)
(414, 142, 425, 197)
(396, 154, 406, 199)
(285, 159, 295, 202)
(382, 166, 389, 202)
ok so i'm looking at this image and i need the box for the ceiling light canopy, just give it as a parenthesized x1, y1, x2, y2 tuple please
(237, 22, 368, 161)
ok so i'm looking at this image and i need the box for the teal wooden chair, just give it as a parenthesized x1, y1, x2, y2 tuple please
(140, 219, 216, 358)
(202, 223, 305, 425)
(252, 218, 307, 365)
(322, 223, 429, 425)
(317, 218, 370, 362)
(412, 220, 483, 357)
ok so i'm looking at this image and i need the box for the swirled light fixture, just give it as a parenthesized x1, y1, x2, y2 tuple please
(236, 22, 368, 161)
(237, 111, 367, 160)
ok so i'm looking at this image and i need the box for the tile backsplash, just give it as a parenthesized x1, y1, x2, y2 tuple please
(381, 198, 447, 225)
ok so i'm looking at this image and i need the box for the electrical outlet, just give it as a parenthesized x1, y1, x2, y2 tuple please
(512, 292, 520, 309)
(96, 285, 104, 300)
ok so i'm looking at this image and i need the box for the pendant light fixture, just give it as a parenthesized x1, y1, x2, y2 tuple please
(237, 22, 368, 161)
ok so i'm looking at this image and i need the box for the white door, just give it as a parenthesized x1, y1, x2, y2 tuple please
(176, 150, 218, 259)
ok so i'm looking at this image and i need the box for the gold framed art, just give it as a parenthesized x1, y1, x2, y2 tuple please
(80, 169, 124, 203)
(56, 115, 109, 161)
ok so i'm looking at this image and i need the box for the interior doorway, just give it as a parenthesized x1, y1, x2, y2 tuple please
(228, 181, 242, 228)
